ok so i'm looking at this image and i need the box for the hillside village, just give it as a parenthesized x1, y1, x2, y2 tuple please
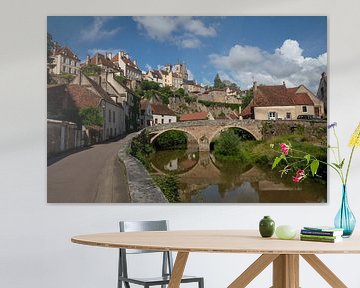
(47, 34, 327, 156)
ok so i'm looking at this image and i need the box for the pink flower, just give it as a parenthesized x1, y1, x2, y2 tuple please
(279, 143, 289, 155)
(293, 170, 305, 183)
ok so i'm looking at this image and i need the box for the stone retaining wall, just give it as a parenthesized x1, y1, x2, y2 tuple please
(117, 132, 168, 203)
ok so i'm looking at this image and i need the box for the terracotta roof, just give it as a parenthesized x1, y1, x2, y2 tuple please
(83, 75, 118, 105)
(140, 99, 151, 110)
(54, 45, 80, 61)
(112, 53, 141, 72)
(89, 53, 121, 71)
(152, 70, 163, 79)
(67, 84, 101, 108)
(180, 111, 209, 121)
(151, 104, 176, 116)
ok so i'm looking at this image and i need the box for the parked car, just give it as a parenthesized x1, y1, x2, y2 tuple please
(297, 114, 316, 120)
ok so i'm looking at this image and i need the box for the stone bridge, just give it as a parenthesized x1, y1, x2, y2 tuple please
(146, 119, 264, 151)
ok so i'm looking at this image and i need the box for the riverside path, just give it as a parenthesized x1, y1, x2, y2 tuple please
(47, 138, 130, 203)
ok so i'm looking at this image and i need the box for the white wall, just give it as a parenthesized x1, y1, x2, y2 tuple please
(1, 1, 360, 288)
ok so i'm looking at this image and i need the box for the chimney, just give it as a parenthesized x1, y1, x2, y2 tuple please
(107, 52, 113, 60)
(125, 53, 129, 59)
(283, 81, 286, 86)
(86, 55, 90, 65)
(95, 53, 99, 65)
(133, 59, 137, 66)
(253, 81, 258, 91)
(120, 51, 125, 57)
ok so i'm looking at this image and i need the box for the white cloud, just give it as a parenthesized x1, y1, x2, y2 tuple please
(209, 39, 327, 93)
(145, 63, 152, 71)
(80, 17, 120, 42)
(187, 69, 194, 80)
(87, 48, 120, 57)
(177, 37, 202, 49)
(183, 18, 216, 37)
(133, 16, 216, 49)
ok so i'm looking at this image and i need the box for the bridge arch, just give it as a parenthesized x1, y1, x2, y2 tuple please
(208, 125, 260, 146)
(149, 128, 199, 150)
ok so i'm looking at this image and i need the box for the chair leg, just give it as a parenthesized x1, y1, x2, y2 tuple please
(199, 278, 204, 288)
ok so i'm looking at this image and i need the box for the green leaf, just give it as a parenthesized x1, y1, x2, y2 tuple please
(304, 154, 311, 164)
(339, 159, 345, 169)
(310, 160, 320, 176)
(272, 157, 282, 169)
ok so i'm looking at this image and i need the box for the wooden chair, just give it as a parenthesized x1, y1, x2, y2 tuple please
(118, 220, 204, 288)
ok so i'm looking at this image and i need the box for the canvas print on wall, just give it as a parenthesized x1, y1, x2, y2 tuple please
(47, 16, 328, 203)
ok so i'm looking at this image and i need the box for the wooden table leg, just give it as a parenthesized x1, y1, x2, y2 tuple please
(272, 254, 299, 288)
(228, 254, 279, 288)
(301, 254, 347, 288)
(168, 252, 189, 288)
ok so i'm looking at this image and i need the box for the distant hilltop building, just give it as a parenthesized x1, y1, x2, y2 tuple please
(316, 72, 327, 113)
(85, 52, 123, 74)
(241, 81, 325, 120)
(50, 43, 80, 75)
(144, 62, 189, 89)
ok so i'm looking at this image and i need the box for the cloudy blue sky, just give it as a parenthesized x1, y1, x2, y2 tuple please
(48, 16, 327, 92)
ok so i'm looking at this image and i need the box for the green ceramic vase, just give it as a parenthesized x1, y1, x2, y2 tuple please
(259, 216, 275, 237)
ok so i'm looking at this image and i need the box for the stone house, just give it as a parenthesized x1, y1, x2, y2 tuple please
(143, 70, 163, 86)
(182, 80, 205, 94)
(70, 73, 126, 138)
(51, 44, 80, 75)
(173, 63, 188, 80)
(172, 72, 183, 89)
(241, 82, 325, 120)
(86, 53, 123, 74)
(160, 65, 173, 87)
(112, 51, 142, 81)
(139, 100, 153, 128)
(151, 104, 177, 125)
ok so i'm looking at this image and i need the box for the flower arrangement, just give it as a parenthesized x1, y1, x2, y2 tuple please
(271, 122, 360, 185)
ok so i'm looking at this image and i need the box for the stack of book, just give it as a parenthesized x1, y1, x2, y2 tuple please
(300, 226, 344, 243)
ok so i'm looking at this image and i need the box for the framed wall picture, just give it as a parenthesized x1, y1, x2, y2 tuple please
(47, 16, 327, 203)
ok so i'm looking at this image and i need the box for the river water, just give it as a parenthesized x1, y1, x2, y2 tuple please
(150, 149, 327, 203)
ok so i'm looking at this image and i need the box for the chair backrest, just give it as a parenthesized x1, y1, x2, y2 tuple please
(118, 220, 173, 282)
(119, 220, 168, 254)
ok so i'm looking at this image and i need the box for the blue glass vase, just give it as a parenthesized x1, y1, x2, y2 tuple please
(334, 185, 356, 237)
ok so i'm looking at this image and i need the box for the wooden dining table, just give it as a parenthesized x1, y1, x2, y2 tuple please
(71, 230, 360, 288)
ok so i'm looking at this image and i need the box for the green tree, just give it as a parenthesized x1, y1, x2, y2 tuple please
(214, 130, 241, 157)
(47, 33, 54, 84)
(81, 64, 101, 76)
(174, 88, 185, 98)
(154, 131, 187, 150)
(214, 73, 225, 89)
(241, 89, 253, 109)
(79, 107, 104, 127)
(114, 75, 127, 86)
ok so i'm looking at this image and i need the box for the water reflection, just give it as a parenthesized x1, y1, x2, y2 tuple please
(150, 150, 327, 203)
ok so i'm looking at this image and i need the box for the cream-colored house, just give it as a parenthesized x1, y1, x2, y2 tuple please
(241, 82, 325, 120)
(51, 44, 80, 75)
(112, 51, 142, 81)
(143, 70, 163, 86)
(172, 72, 183, 89)
(151, 104, 177, 125)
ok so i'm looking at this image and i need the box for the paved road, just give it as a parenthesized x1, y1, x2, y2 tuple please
(47, 138, 130, 203)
